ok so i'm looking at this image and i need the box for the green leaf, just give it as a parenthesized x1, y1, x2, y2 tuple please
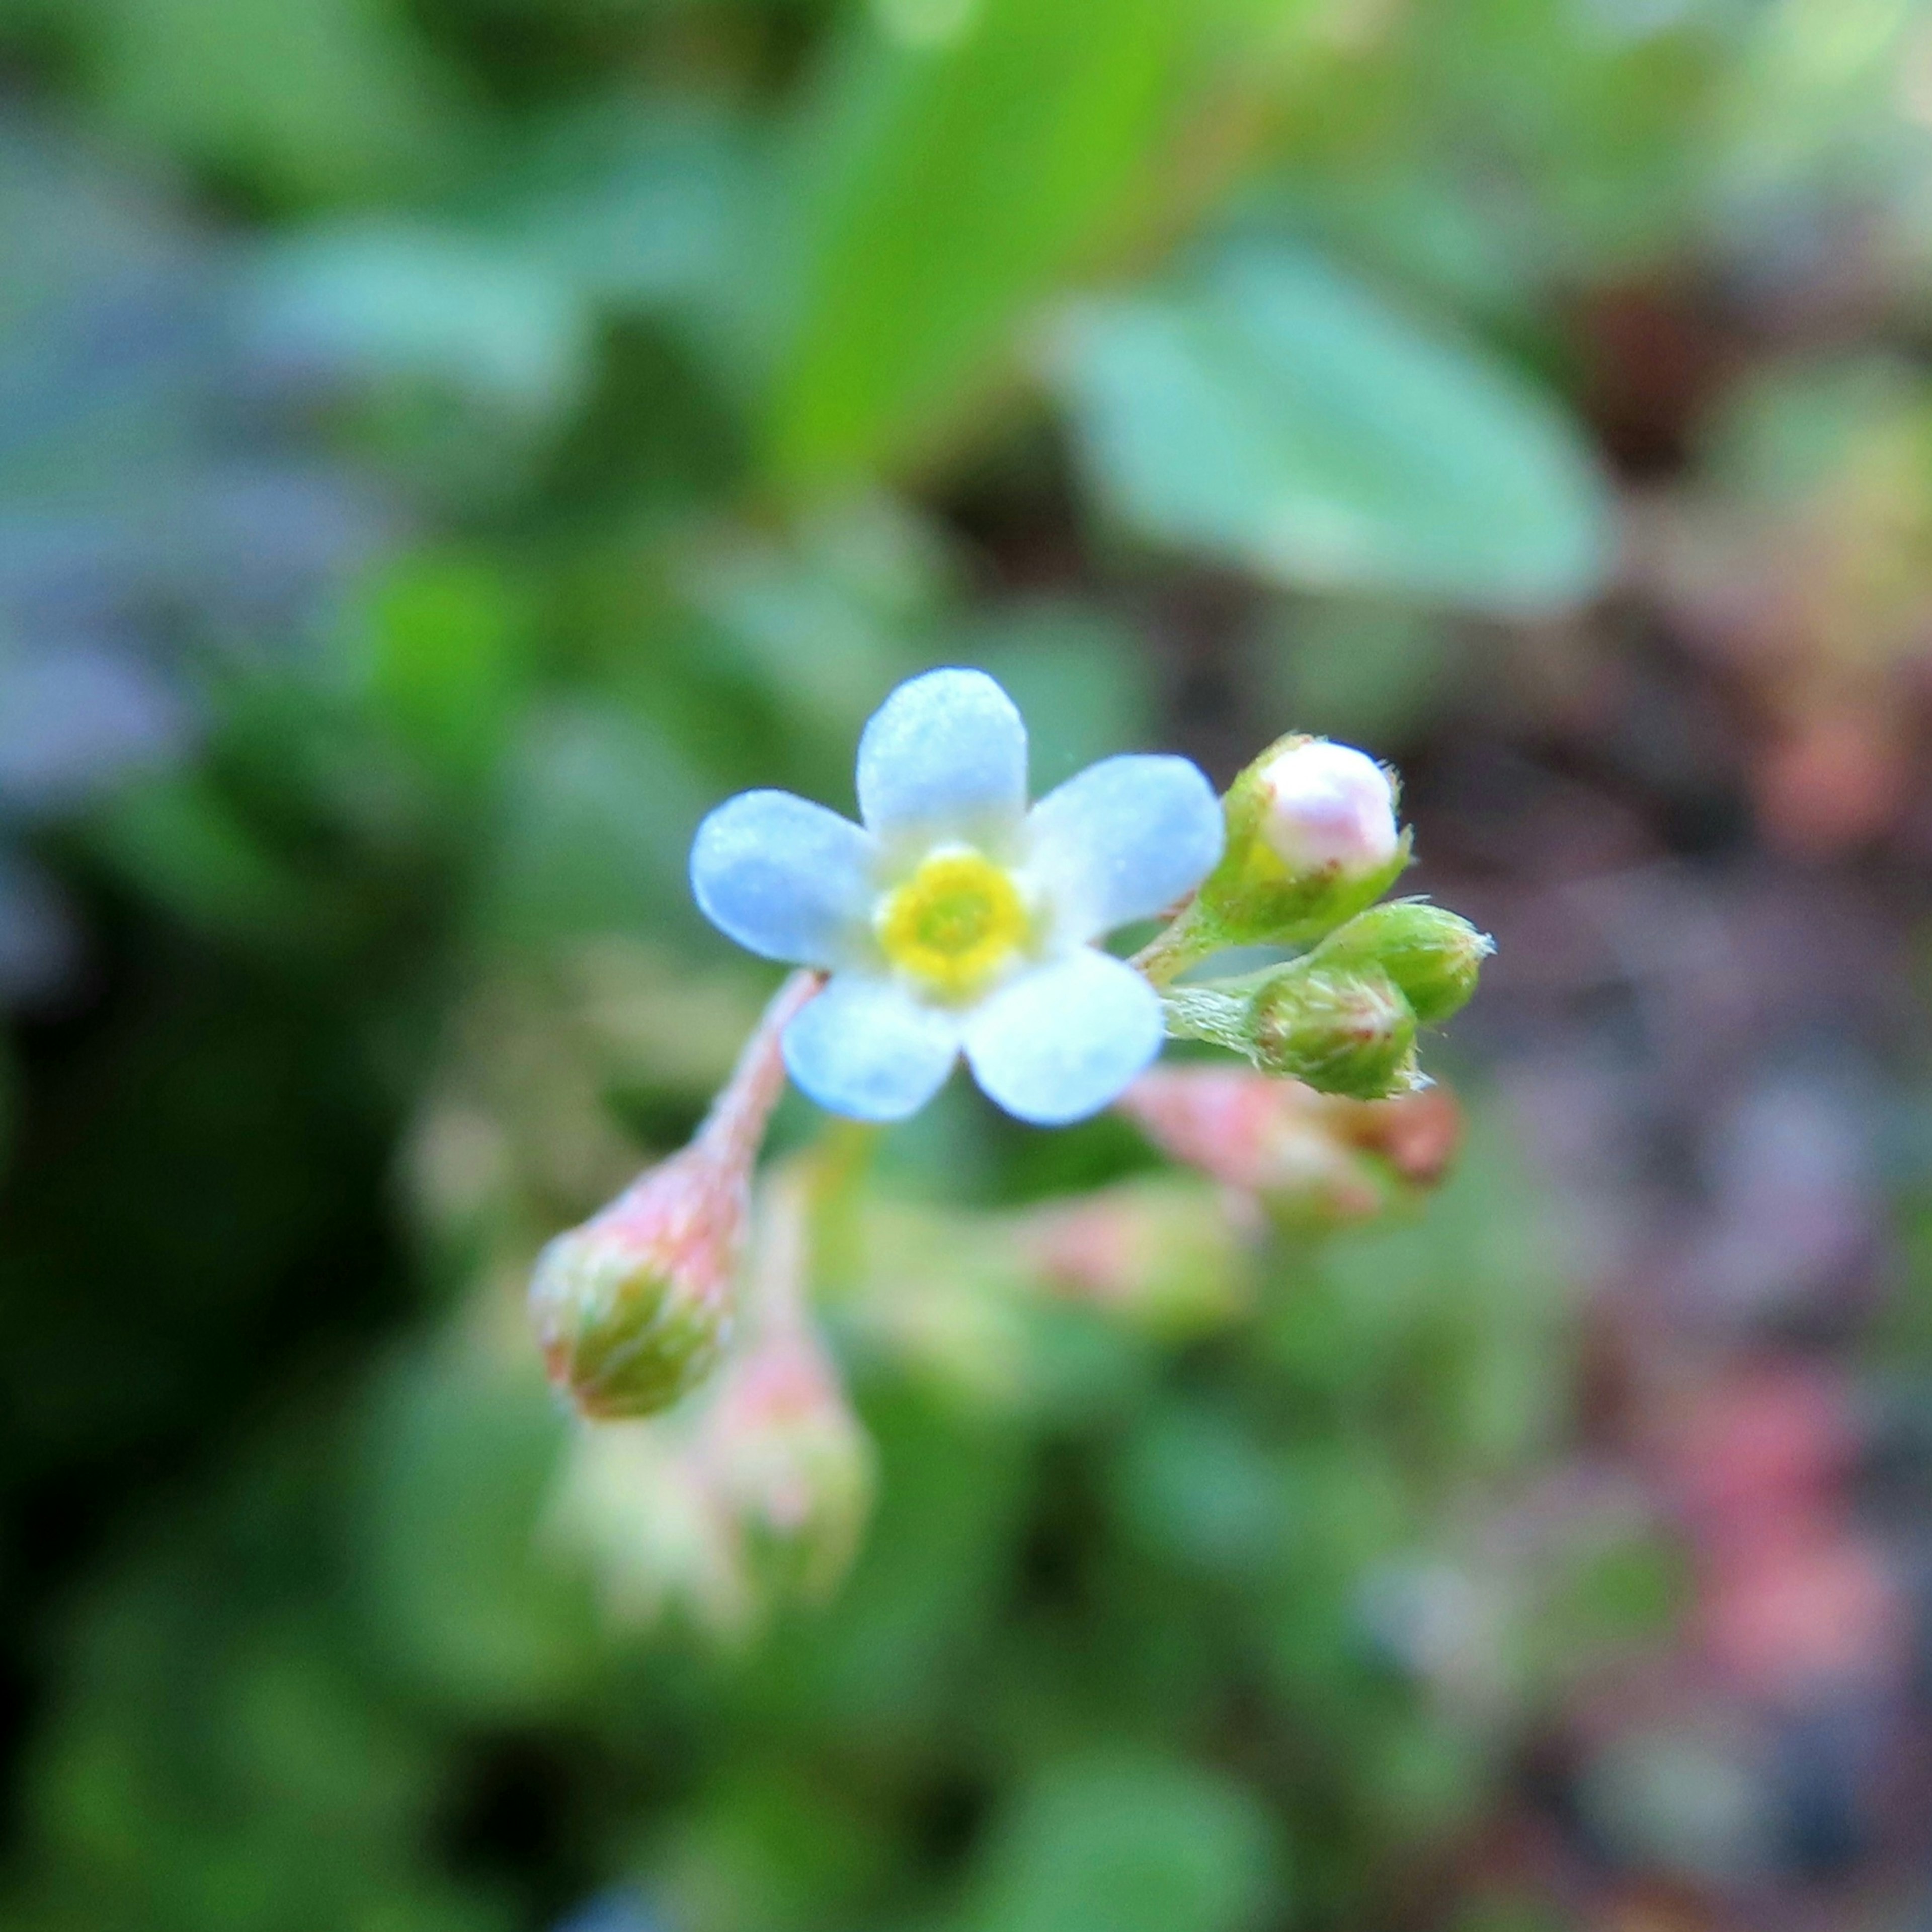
(85, 0, 466, 205)
(84, 772, 316, 945)
(362, 554, 531, 786)
(483, 700, 710, 945)
(353, 1345, 605, 1719)
(478, 96, 744, 315)
(960, 1753, 1281, 1932)
(954, 600, 1154, 789)
(1056, 245, 1615, 614)
(763, 0, 1216, 488)
(246, 221, 595, 423)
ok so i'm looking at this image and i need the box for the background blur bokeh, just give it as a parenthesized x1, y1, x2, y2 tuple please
(8, 1, 1932, 1927)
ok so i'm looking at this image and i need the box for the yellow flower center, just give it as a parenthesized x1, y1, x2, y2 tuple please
(877, 848, 1030, 1000)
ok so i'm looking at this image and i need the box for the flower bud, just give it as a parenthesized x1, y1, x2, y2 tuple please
(1186, 735, 1412, 951)
(1256, 738, 1400, 874)
(1116, 1066, 1371, 1223)
(1021, 1176, 1252, 1337)
(528, 1149, 743, 1420)
(1118, 1066, 1464, 1226)
(529, 971, 819, 1422)
(1248, 964, 1417, 1100)
(701, 1328, 874, 1602)
(1311, 899, 1492, 1026)
(544, 1166, 872, 1640)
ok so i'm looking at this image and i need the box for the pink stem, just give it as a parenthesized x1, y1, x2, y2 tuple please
(693, 970, 824, 1174)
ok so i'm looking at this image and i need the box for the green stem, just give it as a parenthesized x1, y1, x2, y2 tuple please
(1157, 985, 1255, 1059)
(1130, 899, 1223, 988)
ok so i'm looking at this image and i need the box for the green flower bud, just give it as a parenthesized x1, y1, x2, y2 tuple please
(1311, 899, 1493, 1026)
(529, 1153, 742, 1420)
(1247, 965, 1418, 1100)
(1185, 735, 1412, 953)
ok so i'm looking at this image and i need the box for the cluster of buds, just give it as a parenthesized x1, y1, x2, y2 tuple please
(547, 1170, 873, 1637)
(1144, 737, 1491, 1100)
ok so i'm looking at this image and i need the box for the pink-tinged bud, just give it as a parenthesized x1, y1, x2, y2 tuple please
(1256, 739, 1400, 876)
(544, 1165, 872, 1638)
(701, 1327, 873, 1601)
(529, 972, 819, 1421)
(549, 1419, 743, 1631)
(529, 1150, 744, 1419)
(1170, 734, 1412, 958)
(1117, 1065, 1462, 1226)
(695, 1173, 873, 1601)
(1021, 1176, 1252, 1336)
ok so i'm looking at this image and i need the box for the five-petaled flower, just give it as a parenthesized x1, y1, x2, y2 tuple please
(690, 668, 1224, 1125)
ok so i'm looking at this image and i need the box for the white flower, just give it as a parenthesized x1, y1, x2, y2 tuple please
(689, 667, 1225, 1125)
(1256, 739, 1398, 876)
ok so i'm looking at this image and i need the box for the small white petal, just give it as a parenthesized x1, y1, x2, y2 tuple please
(855, 667, 1027, 842)
(782, 974, 962, 1121)
(691, 790, 877, 968)
(1024, 753, 1224, 943)
(964, 949, 1164, 1125)
(1258, 740, 1398, 875)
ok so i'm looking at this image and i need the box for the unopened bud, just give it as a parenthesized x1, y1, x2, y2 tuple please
(1311, 900, 1492, 1026)
(1118, 1065, 1464, 1226)
(1117, 1065, 1377, 1222)
(529, 1149, 744, 1420)
(529, 970, 820, 1421)
(1257, 739, 1400, 875)
(702, 1331, 874, 1601)
(1249, 964, 1417, 1100)
(1021, 1176, 1252, 1336)
(544, 1164, 871, 1639)
(1186, 735, 1412, 952)
(697, 1171, 873, 1602)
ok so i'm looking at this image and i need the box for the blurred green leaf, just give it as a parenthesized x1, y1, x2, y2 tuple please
(84, 773, 316, 945)
(650, 1769, 897, 1932)
(363, 555, 532, 786)
(480, 97, 744, 316)
(355, 1344, 605, 1718)
(246, 221, 594, 422)
(82, 0, 467, 204)
(959, 1752, 1281, 1932)
(764, 0, 1220, 487)
(484, 701, 710, 945)
(1252, 597, 1459, 749)
(957, 600, 1154, 788)
(1114, 1400, 1296, 1580)
(780, 1388, 1031, 1734)
(682, 501, 946, 752)
(1056, 245, 1616, 613)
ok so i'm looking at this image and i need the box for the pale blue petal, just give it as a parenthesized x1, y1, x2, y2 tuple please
(690, 789, 877, 968)
(783, 974, 962, 1121)
(855, 667, 1028, 841)
(964, 949, 1163, 1125)
(1023, 754, 1224, 942)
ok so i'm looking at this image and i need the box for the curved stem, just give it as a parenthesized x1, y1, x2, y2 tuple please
(1130, 899, 1221, 988)
(693, 970, 824, 1173)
